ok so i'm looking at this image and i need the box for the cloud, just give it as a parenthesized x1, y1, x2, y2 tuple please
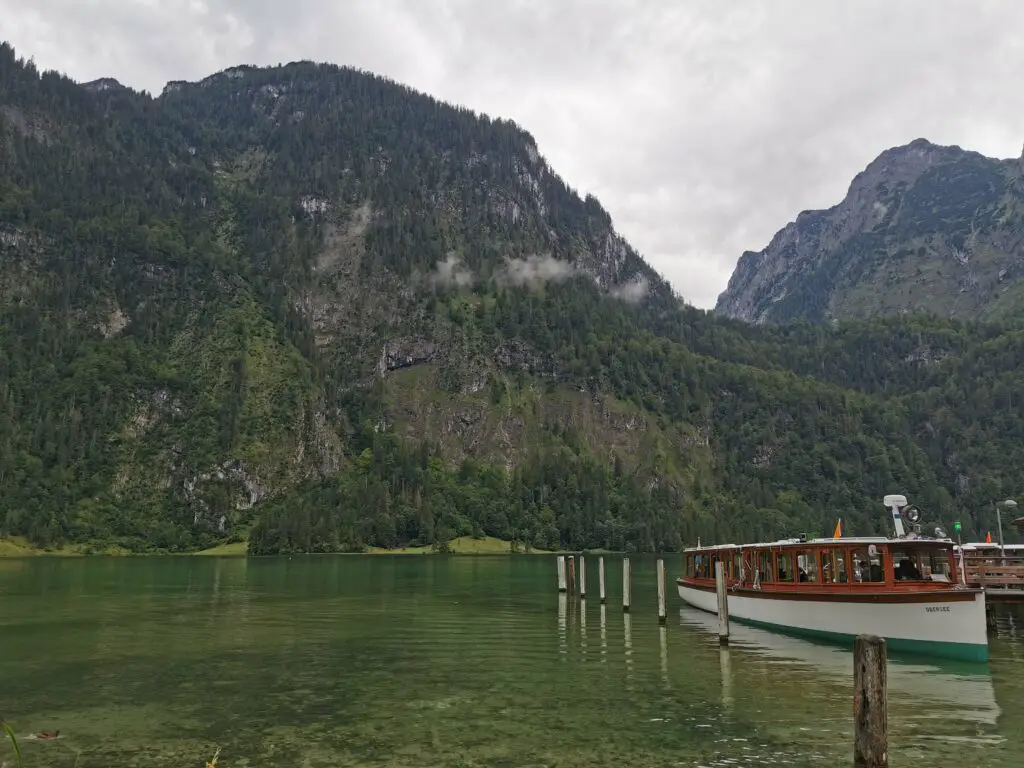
(495, 254, 576, 288)
(609, 275, 650, 305)
(429, 253, 474, 289)
(5, 1, 1024, 308)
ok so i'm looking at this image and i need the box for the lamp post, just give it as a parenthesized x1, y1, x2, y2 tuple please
(996, 499, 1017, 559)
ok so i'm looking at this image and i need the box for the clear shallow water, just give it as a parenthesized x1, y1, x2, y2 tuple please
(1, 555, 1022, 767)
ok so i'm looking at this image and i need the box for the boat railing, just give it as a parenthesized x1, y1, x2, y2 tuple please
(963, 553, 1024, 588)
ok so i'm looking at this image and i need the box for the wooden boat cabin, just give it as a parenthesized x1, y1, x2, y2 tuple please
(683, 536, 960, 593)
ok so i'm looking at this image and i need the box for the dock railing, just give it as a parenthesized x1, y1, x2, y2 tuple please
(963, 553, 1024, 588)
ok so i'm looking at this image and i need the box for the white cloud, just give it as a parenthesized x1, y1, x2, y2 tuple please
(4, 0, 1024, 308)
(610, 275, 650, 305)
(495, 254, 576, 288)
(429, 253, 474, 289)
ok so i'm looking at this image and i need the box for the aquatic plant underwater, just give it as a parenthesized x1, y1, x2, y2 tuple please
(0, 720, 220, 767)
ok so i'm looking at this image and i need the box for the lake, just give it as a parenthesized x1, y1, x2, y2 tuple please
(1, 554, 1022, 767)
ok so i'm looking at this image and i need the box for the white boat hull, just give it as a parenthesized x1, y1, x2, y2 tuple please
(677, 582, 989, 662)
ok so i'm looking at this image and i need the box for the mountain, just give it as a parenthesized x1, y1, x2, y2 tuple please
(716, 138, 1024, 324)
(1, 42, 1021, 555)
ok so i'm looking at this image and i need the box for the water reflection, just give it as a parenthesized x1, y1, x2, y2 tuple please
(3, 556, 1023, 768)
(557, 592, 567, 660)
(991, 611, 1019, 639)
(580, 594, 587, 659)
(720, 646, 734, 711)
(659, 625, 668, 687)
(623, 611, 633, 683)
(679, 607, 1001, 727)
(600, 603, 607, 662)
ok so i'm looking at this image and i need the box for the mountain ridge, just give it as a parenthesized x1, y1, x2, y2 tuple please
(716, 138, 1024, 324)
(2, 42, 1022, 555)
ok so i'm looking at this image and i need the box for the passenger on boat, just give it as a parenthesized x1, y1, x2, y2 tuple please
(895, 557, 923, 581)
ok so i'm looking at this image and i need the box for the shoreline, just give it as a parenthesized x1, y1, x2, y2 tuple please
(0, 535, 623, 558)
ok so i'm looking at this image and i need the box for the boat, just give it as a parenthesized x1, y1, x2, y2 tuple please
(676, 494, 989, 663)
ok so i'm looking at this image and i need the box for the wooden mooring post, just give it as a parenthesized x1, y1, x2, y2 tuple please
(714, 560, 729, 646)
(656, 558, 667, 623)
(622, 557, 632, 612)
(598, 556, 607, 603)
(853, 634, 888, 768)
(556, 556, 567, 593)
(567, 555, 576, 595)
(579, 556, 587, 599)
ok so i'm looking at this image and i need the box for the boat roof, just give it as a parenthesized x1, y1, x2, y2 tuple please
(958, 542, 1024, 551)
(684, 536, 955, 553)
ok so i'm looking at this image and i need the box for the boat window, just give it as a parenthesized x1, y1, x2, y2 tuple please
(925, 550, 952, 580)
(685, 554, 695, 578)
(733, 552, 743, 580)
(757, 550, 772, 583)
(776, 552, 795, 582)
(821, 549, 849, 583)
(697, 554, 710, 578)
(797, 551, 818, 582)
(889, 548, 953, 581)
(890, 549, 926, 581)
(851, 547, 885, 583)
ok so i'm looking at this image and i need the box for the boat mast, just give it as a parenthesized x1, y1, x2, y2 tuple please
(883, 494, 908, 538)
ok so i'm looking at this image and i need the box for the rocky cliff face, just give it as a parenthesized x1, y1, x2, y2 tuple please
(0, 45, 685, 548)
(4, 42, 1022, 553)
(716, 138, 1024, 324)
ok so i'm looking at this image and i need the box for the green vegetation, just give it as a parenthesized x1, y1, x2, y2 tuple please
(193, 541, 249, 556)
(1, 43, 1022, 557)
(1, 719, 22, 768)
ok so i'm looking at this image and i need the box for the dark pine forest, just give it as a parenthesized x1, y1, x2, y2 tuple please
(1, 44, 1021, 554)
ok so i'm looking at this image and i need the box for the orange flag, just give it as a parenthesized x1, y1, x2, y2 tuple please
(985, 531, 993, 544)
(833, 518, 842, 538)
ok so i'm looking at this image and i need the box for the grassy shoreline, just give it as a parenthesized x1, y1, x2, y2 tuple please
(0, 535, 602, 558)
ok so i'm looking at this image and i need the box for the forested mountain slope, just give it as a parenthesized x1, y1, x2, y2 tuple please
(1, 43, 1020, 554)
(716, 139, 1024, 324)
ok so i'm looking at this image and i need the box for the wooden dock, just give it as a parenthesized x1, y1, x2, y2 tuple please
(964, 552, 1024, 602)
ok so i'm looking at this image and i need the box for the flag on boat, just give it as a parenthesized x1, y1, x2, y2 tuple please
(985, 531, 993, 543)
(833, 518, 842, 538)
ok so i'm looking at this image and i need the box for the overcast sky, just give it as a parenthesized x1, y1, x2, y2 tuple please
(4, 0, 1023, 308)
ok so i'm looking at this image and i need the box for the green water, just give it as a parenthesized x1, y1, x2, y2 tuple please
(1, 555, 1023, 767)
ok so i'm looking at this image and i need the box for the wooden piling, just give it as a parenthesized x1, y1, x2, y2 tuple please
(656, 558, 667, 624)
(580, 556, 587, 599)
(714, 560, 729, 646)
(557, 556, 567, 593)
(622, 557, 632, 613)
(567, 555, 576, 594)
(853, 635, 888, 768)
(598, 556, 607, 603)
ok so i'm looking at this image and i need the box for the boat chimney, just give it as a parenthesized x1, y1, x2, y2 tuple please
(883, 494, 908, 538)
